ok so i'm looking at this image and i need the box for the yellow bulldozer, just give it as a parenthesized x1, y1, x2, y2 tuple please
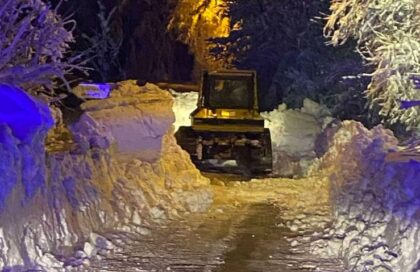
(175, 70, 272, 176)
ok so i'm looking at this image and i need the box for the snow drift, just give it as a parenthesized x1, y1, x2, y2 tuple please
(309, 121, 420, 271)
(262, 99, 333, 177)
(0, 82, 211, 270)
(0, 85, 54, 208)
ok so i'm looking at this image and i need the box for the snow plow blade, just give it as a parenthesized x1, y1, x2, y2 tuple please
(175, 126, 272, 176)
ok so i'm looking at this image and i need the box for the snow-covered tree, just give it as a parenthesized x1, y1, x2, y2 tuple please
(209, 0, 369, 121)
(168, 0, 231, 77)
(0, 0, 79, 94)
(324, 0, 420, 130)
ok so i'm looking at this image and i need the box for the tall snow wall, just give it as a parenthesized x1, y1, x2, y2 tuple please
(310, 121, 420, 271)
(0, 83, 211, 270)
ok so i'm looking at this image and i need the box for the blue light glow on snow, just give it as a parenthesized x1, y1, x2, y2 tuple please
(76, 83, 111, 99)
(400, 160, 420, 207)
(400, 100, 420, 109)
(0, 84, 53, 142)
(410, 74, 420, 89)
(400, 76, 420, 109)
(0, 85, 53, 205)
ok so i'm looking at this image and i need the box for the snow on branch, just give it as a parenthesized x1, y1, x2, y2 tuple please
(168, 0, 230, 72)
(0, 0, 82, 94)
(324, 0, 420, 129)
(82, 0, 122, 82)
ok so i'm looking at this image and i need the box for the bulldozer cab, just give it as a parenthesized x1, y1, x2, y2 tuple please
(190, 70, 264, 133)
(201, 70, 257, 110)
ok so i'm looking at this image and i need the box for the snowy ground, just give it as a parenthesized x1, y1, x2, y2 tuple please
(84, 118, 419, 272)
(87, 176, 343, 272)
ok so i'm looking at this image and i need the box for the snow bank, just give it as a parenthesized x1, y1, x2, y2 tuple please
(78, 81, 175, 162)
(0, 85, 54, 205)
(0, 86, 58, 269)
(262, 99, 333, 177)
(171, 91, 333, 177)
(170, 90, 198, 131)
(309, 121, 420, 271)
(0, 83, 211, 270)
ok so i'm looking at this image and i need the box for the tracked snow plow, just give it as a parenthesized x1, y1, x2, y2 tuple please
(175, 70, 272, 175)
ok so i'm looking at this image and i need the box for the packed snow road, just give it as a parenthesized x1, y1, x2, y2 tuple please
(88, 176, 344, 272)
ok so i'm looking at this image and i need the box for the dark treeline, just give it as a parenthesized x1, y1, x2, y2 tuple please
(52, 0, 194, 83)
